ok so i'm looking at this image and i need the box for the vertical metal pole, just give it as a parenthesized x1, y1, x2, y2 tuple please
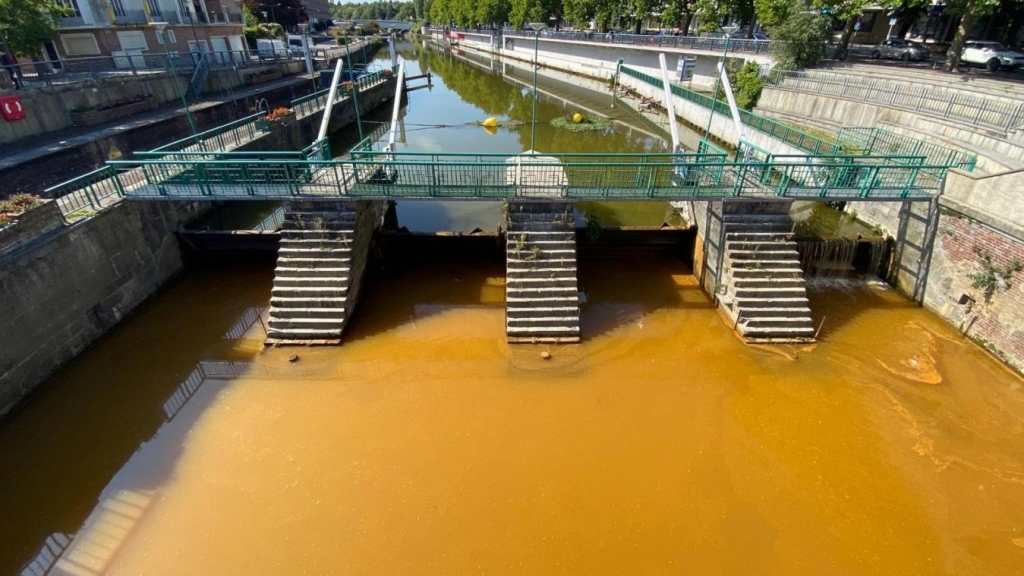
(704, 36, 729, 138)
(163, 33, 198, 136)
(347, 49, 364, 140)
(531, 30, 539, 152)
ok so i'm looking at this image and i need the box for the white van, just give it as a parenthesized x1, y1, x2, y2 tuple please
(287, 35, 314, 56)
(256, 38, 288, 59)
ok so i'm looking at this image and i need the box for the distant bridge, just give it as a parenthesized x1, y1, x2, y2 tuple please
(348, 19, 414, 32)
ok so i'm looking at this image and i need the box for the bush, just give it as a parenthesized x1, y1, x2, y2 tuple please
(733, 62, 764, 110)
(766, 0, 830, 70)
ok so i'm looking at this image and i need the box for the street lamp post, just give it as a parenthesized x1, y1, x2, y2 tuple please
(152, 22, 198, 136)
(527, 22, 547, 153)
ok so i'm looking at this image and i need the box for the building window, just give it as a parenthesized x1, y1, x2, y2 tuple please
(60, 33, 100, 55)
(147, 0, 163, 17)
(168, 30, 177, 44)
(58, 0, 82, 18)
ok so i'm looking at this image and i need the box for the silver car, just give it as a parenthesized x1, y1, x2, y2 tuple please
(870, 38, 930, 62)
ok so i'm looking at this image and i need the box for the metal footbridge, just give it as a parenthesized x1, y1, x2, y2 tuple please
(45, 55, 974, 216)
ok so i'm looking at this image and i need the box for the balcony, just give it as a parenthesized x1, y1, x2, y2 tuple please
(207, 11, 244, 25)
(60, 16, 86, 27)
(113, 10, 149, 25)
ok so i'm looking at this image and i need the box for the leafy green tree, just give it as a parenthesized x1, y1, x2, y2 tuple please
(944, 0, 1001, 71)
(694, 0, 726, 33)
(244, 0, 307, 30)
(661, 0, 697, 34)
(732, 61, 763, 108)
(765, 0, 831, 69)
(753, 0, 791, 28)
(0, 0, 66, 56)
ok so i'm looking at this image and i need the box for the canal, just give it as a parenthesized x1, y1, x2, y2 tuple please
(1, 42, 1023, 575)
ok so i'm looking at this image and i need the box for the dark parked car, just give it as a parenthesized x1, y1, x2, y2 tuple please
(870, 38, 930, 62)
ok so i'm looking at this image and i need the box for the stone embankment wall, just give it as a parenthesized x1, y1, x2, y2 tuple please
(437, 31, 770, 91)
(0, 61, 306, 147)
(0, 65, 399, 419)
(0, 201, 203, 417)
(2, 80, 315, 197)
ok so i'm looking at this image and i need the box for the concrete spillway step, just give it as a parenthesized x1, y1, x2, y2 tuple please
(268, 317, 348, 330)
(733, 277, 806, 289)
(505, 200, 580, 344)
(274, 267, 351, 278)
(267, 206, 367, 346)
(277, 257, 351, 268)
(269, 307, 347, 319)
(740, 316, 815, 329)
(727, 240, 798, 251)
(737, 306, 812, 318)
(731, 267, 804, 278)
(270, 296, 349, 308)
(507, 305, 580, 316)
(735, 297, 810, 308)
(729, 249, 800, 261)
(718, 202, 815, 344)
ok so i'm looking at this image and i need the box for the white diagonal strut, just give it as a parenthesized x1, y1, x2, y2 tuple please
(658, 53, 682, 153)
(385, 59, 406, 157)
(317, 58, 346, 142)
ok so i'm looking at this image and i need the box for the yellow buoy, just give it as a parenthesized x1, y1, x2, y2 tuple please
(572, 113, 583, 124)
(482, 117, 499, 127)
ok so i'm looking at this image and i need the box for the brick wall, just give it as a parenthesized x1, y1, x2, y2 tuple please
(925, 212, 1024, 370)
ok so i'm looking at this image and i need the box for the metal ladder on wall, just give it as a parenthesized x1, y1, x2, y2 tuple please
(189, 52, 211, 98)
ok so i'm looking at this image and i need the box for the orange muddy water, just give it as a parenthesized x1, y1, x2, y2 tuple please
(1, 257, 1023, 575)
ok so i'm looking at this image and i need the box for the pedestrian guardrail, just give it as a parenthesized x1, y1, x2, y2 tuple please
(765, 69, 1024, 133)
(836, 127, 978, 172)
(291, 65, 397, 119)
(435, 28, 776, 56)
(619, 66, 840, 156)
(146, 112, 270, 155)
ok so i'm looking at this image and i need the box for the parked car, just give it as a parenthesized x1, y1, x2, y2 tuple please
(256, 39, 288, 59)
(960, 40, 1024, 71)
(870, 38, 929, 62)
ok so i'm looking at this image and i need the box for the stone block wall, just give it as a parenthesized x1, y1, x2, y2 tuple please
(2, 80, 314, 197)
(0, 201, 203, 418)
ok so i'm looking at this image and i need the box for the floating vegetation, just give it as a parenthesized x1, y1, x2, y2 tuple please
(550, 114, 611, 132)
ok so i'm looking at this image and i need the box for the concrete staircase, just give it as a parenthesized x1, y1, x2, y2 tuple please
(266, 208, 357, 345)
(719, 205, 815, 342)
(505, 201, 581, 343)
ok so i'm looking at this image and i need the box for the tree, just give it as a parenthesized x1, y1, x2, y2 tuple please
(244, 0, 307, 31)
(0, 0, 65, 56)
(765, 0, 831, 69)
(732, 61, 763, 108)
(661, 0, 698, 34)
(753, 0, 791, 28)
(694, 0, 726, 33)
(944, 0, 1001, 71)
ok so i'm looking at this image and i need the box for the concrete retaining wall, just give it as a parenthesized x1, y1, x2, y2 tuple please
(0, 201, 204, 417)
(0, 61, 306, 147)
(2, 79, 315, 197)
(440, 31, 768, 92)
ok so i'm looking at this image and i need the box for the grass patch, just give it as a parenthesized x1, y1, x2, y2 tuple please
(550, 114, 612, 132)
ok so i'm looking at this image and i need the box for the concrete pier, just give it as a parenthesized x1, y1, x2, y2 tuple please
(266, 201, 383, 345)
(505, 201, 581, 344)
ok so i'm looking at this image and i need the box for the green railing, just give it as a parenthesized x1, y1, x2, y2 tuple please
(836, 127, 978, 173)
(619, 66, 840, 156)
(100, 149, 945, 201)
(291, 65, 399, 119)
(147, 112, 270, 155)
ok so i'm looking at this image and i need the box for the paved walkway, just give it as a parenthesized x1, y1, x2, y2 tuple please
(0, 73, 321, 173)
